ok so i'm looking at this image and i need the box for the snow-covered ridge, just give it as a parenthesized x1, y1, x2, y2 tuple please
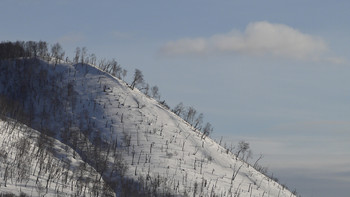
(0, 58, 296, 196)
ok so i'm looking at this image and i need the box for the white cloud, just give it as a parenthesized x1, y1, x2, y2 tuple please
(160, 21, 344, 63)
(212, 21, 327, 59)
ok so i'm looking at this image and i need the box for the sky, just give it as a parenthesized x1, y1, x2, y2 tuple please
(1, 0, 350, 196)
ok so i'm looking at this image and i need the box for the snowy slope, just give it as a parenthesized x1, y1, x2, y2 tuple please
(0, 118, 112, 196)
(79, 66, 296, 197)
(0, 58, 296, 196)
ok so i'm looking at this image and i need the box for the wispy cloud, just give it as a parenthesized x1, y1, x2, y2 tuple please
(160, 38, 208, 56)
(270, 120, 350, 135)
(57, 32, 86, 44)
(111, 31, 133, 40)
(160, 21, 344, 63)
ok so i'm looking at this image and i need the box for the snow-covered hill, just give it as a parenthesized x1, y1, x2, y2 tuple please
(0, 58, 296, 196)
(0, 118, 111, 196)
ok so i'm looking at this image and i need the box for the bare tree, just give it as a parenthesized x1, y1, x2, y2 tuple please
(90, 53, 97, 65)
(151, 85, 160, 100)
(184, 106, 197, 125)
(201, 122, 213, 139)
(51, 43, 65, 65)
(98, 58, 106, 70)
(109, 59, 122, 78)
(194, 113, 203, 130)
(236, 140, 250, 159)
(38, 41, 48, 58)
(113, 60, 123, 79)
(26, 41, 38, 57)
(74, 47, 80, 63)
(81, 47, 87, 64)
(130, 69, 144, 90)
(172, 102, 184, 116)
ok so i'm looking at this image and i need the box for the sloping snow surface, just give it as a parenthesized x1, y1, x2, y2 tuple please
(0, 58, 296, 196)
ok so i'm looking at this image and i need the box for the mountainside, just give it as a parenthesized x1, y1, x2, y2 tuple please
(0, 118, 111, 196)
(0, 57, 297, 197)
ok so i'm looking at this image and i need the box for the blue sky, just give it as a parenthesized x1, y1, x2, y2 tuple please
(2, 0, 350, 196)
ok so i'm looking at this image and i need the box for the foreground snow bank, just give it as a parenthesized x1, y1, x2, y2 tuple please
(0, 119, 113, 196)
